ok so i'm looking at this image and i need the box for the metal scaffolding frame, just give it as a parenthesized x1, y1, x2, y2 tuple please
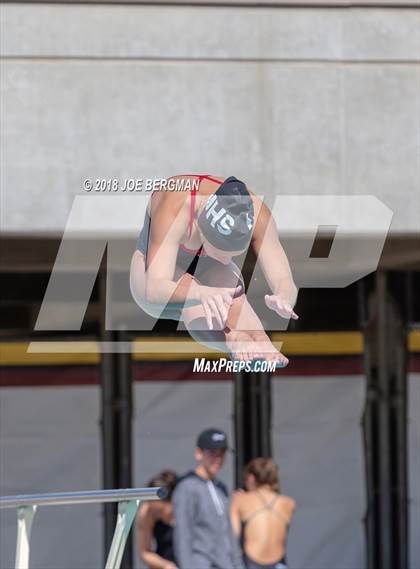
(363, 270, 408, 569)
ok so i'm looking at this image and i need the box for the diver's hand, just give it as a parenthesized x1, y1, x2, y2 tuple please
(264, 294, 299, 320)
(198, 285, 242, 330)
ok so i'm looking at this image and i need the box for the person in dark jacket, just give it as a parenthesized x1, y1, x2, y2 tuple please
(136, 469, 178, 569)
(173, 428, 244, 569)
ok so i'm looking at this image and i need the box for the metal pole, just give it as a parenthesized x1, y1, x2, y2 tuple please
(364, 271, 409, 569)
(117, 329, 133, 569)
(234, 367, 273, 487)
(117, 330, 132, 489)
(395, 323, 408, 569)
(101, 346, 118, 558)
(105, 500, 140, 569)
(15, 505, 37, 569)
(259, 371, 272, 458)
(234, 371, 245, 488)
(0, 488, 163, 509)
(100, 270, 118, 561)
(362, 342, 377, 569)
(357, 280, 367, 328)
(376, 270, 392, 569)
(249, 372, 259, 459)
(2, 489, 162, 569)
(404, 272, 413, 324)
(362, 276, 379, 569)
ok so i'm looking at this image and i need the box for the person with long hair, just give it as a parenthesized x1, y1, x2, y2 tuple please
(231, 458, 296, 569)
(136, 470, 178, 569)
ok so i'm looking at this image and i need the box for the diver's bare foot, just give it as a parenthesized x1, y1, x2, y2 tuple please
(225, 330, 289, 367)
(248, 330, 289, 367)
(225, 330, 264, 361)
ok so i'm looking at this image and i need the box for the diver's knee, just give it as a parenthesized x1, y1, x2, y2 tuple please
(131, 290, 162, 319)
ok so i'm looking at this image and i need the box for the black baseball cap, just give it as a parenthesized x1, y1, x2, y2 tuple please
(197, 176, 254, 252)
(196, 428, 229, 451)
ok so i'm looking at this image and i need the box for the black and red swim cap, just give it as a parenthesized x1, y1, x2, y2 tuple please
(197, 176, 254, 252)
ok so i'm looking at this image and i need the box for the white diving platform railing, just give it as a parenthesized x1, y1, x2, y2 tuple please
(0, 487, 163, 569)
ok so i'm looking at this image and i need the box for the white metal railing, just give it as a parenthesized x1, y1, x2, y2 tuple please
(0, 487, 163, 569)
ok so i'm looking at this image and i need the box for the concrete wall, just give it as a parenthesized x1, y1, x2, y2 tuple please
(1, 4, 419, 235)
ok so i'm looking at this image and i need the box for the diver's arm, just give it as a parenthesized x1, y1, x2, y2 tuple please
(144, 193, 200, 305)
(251, 199, 298, 316)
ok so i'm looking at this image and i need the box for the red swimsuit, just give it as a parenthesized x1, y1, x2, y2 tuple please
(176, 174, 224, 256)
(136, 174, 224, 259)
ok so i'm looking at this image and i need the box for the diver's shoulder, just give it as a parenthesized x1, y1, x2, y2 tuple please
(279, 495, 296, 511)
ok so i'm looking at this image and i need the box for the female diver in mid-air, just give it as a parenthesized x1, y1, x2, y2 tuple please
(130, 174, 298, 366)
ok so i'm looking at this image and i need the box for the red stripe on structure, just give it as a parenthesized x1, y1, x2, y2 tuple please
(274, 356, 365, 376)
(0, 355, 419, 388)
(0, 366, 100, 388)
(133, 362, 232, 382)
(409, 354, 420, 373)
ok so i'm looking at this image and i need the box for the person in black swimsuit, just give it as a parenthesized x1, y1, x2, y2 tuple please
(130, 174, 298, 365)
(136, 470, 178, 569)
(231, 458, 296, 569)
